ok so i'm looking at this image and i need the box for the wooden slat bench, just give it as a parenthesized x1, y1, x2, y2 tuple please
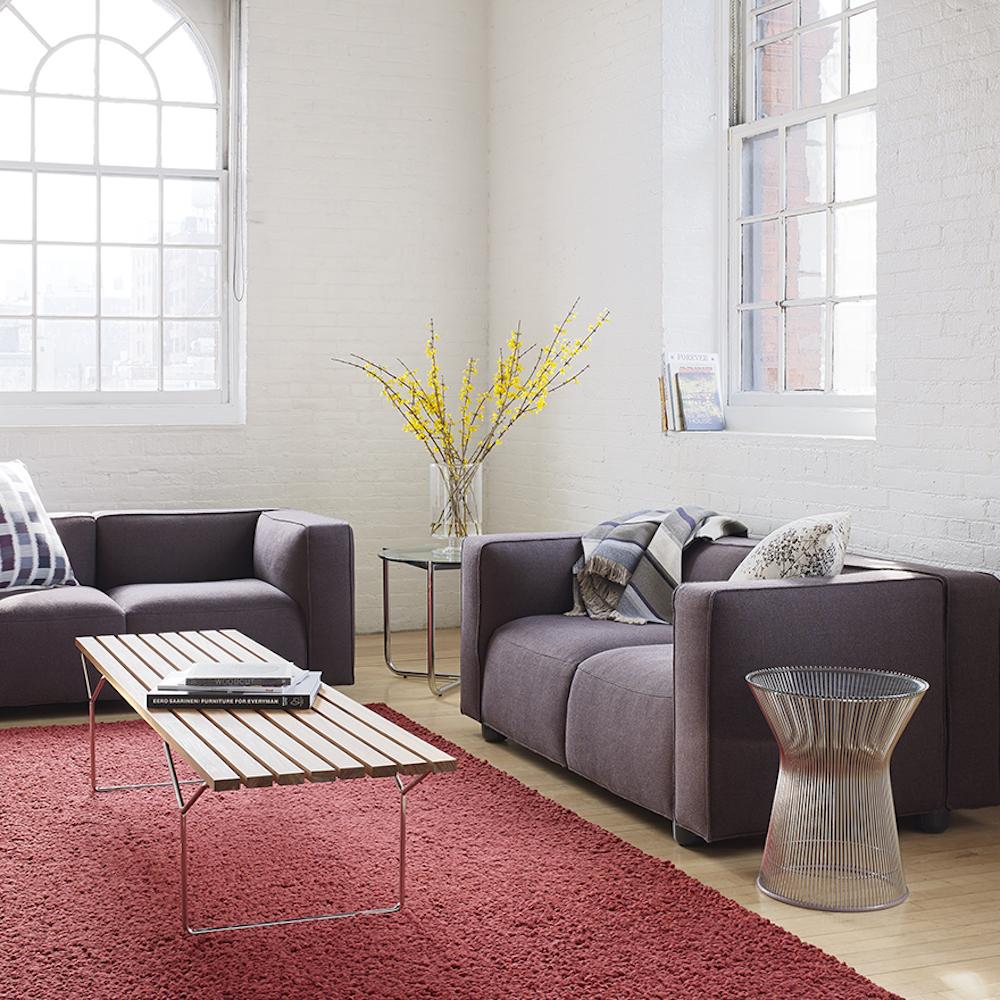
(76, 629, 457, 935)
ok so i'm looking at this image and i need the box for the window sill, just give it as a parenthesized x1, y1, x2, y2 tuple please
(0, 400, 246, 428)
(720, 401, 875, 439)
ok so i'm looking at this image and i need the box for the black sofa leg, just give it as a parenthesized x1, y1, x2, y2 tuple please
(915, 809, 951, 834)
(481, 724, 507, 744)
(672, 821, 706, 848)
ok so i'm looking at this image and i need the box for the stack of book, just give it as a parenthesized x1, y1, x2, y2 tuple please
(661, 352, 725, 432)
(146, 658, 321, 710)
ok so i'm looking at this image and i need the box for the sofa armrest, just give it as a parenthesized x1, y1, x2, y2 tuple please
(253, 509, 355, 684)
(460, 532, 582, 721)
(672, 570, 949, 842)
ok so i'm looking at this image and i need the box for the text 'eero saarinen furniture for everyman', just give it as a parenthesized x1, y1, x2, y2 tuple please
(0, 509, 355, 709)
(460, 532, 1000, 846)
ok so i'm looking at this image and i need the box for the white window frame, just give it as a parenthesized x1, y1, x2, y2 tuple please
(0, 0, 245, 427)
(724, 0, 876, 438)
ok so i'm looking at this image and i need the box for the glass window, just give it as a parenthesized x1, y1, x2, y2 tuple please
(0, 0, 227, 399)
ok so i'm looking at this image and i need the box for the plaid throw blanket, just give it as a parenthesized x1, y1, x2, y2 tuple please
(567, 507, 747, 625)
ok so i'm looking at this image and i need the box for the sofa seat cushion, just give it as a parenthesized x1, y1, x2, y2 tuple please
(480, 614, 674, 765)
(566, 645, 674, 818)
(108, 579, 308, 668)
(0, 586, 126, 707)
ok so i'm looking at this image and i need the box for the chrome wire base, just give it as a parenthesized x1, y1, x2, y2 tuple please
(382, 555, 460, 697)
(747, 666, 928, 913)
(83, 654, 432, 935)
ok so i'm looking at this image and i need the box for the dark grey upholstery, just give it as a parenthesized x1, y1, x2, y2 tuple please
(481, 614, 673, 764)
(0, 508, 355, 709)
(0, 585, 125, 707)
(566, 645, 674, 817)
(108, 579, 308, 669)
(461, 530, 1000, 843)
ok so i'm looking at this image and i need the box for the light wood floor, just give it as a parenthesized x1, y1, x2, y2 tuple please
(7, 628, 1000, 1000)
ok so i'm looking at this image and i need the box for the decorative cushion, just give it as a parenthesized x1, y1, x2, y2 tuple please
(0, 461, 77, 591)
(730, 512, 851, 582)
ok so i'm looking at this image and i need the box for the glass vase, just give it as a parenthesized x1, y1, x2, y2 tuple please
(430, 462, 483, 557)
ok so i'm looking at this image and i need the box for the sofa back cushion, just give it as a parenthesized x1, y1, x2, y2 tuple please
(52, 514, 97, 587)
(683, 537, 755, 581)
(96, 510, 262, 588)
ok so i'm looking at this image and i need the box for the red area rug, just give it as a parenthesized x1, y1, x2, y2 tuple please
(0, 708, 899, 1000)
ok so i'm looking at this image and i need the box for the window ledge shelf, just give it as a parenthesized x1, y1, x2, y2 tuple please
(0, 400, 245, 428)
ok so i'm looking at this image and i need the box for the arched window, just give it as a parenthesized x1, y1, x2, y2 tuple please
(0, 0, 236, 416)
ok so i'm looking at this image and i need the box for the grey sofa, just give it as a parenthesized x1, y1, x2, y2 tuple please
(0, 509, 355, 709)
(460, 531, 1000, 845)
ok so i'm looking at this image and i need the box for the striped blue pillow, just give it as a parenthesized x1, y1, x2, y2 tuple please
(0, 461, 77, 591)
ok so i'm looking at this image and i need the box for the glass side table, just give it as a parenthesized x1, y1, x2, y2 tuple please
(747, 666, 928, 912)
(379, 545, 462, 697)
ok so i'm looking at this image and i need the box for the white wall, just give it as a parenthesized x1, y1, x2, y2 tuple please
(486, 0, 1000, 574)
(0, 0, 489, 631)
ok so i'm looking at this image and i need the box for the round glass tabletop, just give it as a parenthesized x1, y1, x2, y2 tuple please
(379, 544, 463, 568)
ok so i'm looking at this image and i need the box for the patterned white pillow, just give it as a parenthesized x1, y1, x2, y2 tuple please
(0, 460, 77, 591)
(730, 512, 851, 582)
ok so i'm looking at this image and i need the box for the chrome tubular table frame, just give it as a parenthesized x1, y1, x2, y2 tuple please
(381, 553, 461, 697)
(83, 655, 431, 935)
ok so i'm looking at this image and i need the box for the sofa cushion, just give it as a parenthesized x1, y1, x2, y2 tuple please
(566, 646, 674, 818)
(730, 512, 851, 582)
(96, 510, 263, 589)
(108, 579, 308, 668)
(0, 461, 78, 591)
(52, 514, 97, 587)
(0, 586, 125, 707)
(480, 614, 674, 765)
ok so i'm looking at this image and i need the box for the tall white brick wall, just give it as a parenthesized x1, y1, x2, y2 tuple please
(0, 0, 488, 631)
(487, 0, 1000, 574)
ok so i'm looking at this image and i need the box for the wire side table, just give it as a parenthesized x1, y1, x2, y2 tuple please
(379, 545, 462, 697)
(746, 666, 928, 912)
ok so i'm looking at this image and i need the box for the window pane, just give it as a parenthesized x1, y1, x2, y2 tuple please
(786, 118, 827, 210)
(786, 211, 827, 299)
(36, 319, 97, 390)
(35, 97, 95, 164)
(785, 304, 826, 390)
(101, 320, 159, 390)
(0, 172, 33, 241)
(163, 249, 220, 317)
(147, 25, 217, 104)
(741, 219, 780, 303)
(0, 244, 32, 314)
(755, 4, 793, 40)
(162, 107, 217, 169)
(0, 319, 32, 391)
(37, 173, 97, 242)
(800, 0, 842, 24)
(0, 96, 31, 161)
(834, 300, 876, 393)
(741, 309, 780, 392)
(849, 10, 877, 94)
(101, 176, 159, 244)
(37, 245, 97, 315)
(164, 320, 218, 390)
(755, 38, 794, 119)
(0, 8, 46, 91)
(164, 179, 220, 245)
(741, 130, 779, 216)
(835, 107, 876, 201)
(99, 40, 157, 100)
(99, 102, 157, 167)
(101, 247, 160, 316)
(799, 22, 842, 107)
(35, 39, 96, 98)
(98, 0, 179, 53)
(11, 0, 95, 46)
(834, 202, 876, 296)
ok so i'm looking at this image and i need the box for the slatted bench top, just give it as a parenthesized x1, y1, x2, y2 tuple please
(76, 629, 457, 792)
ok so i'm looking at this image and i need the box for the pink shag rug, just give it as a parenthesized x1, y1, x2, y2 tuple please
(0, 707, 899, 1000)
